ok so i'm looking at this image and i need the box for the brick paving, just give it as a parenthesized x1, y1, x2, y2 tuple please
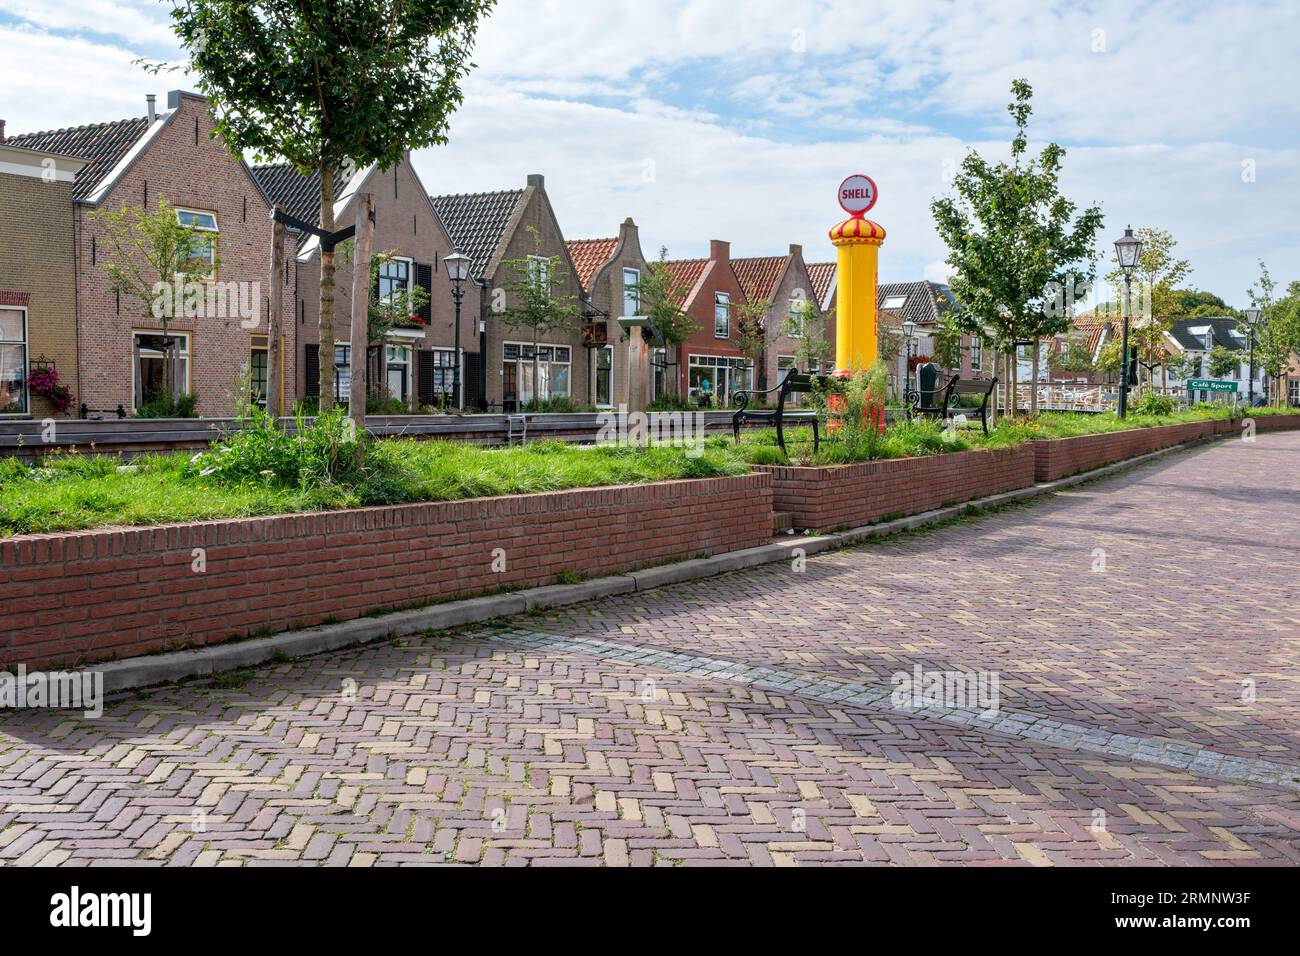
(1, 431, 1298, 866)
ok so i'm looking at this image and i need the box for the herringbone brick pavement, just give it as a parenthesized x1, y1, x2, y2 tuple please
(1, 431, 1297, 865)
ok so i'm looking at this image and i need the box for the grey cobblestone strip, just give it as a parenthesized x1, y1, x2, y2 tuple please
(485, 628, 1300, 793)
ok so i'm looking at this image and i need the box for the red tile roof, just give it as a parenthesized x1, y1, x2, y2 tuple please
(807, 261, 836, 307)
(662, 258, 709, 305)
(730, 255, 788, 304)
(565, 237, 618, 291)
(1070, 315, 1109, 353)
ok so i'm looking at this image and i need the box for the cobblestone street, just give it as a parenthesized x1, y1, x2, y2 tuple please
(2, 432, 1298, 866)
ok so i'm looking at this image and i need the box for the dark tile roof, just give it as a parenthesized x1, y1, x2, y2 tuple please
(5, 116, 150, 200)
(566, 237, 618, 290)
(731, 255, 788, 304)
(806, 261, 836, 307)
(428, 189, 524, 279)
(251, 163, 348, 240)
(1169, 316, 1247, 352)
(877, 280, 955, 325)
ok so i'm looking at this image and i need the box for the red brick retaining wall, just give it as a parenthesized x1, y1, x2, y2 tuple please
(2, 474, 772, 669)
(1248, 413, 1300, 432)
(1031, 420, 1221, 482)
(755, 445, 1036, 532)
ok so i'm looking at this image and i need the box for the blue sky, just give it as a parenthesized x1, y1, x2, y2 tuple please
(2, 0, 1296, 305)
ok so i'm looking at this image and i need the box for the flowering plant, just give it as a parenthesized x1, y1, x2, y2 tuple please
(27, 366, 74, 413)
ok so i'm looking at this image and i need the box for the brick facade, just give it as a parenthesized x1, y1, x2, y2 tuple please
(580, 218, 651, 410)
(293, 155, 468, 409)
(672, 240, 749, 401)
(755, 445, 1036, 531)
(1, 473, 773, 669)
(70, 92, 290, 417)
(0, 145, 82, 418)
(761, 245, 828, 388)
(477, 176, 590, 410)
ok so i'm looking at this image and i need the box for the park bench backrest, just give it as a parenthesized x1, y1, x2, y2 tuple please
(953, 378, 995, 397)
(782, 372, 815, 395)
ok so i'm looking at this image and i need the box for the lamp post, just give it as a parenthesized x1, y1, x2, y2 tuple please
(443, 250, 472, 411)
(1113, 225, 1143, 418)
(901, 319, 917, 396)
(1243, 307, 1261, 406)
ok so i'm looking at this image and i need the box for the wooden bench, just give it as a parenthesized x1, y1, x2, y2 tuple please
(732, 367, 820, 455)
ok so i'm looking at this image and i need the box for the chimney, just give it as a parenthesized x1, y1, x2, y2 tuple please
(709, 239, 730, 263)
(0, 119, 6, 143)
(618, 216, 638, 244)
(146, 94, 157, 123)
(526, 173, 544, 189)
(788, 243, 802, 259)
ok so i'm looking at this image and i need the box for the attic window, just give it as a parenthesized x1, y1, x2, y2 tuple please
(882, 295, 907, 310)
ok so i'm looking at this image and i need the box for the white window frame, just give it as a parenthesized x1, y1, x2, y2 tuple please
(882, 294, 908, 310)
(132, 329, 191, 411)
(528, 255, 551, 297)
(594, 343, 614, 408)
(714, 292, 731, 338)
(688, 353, 751, 403)
(0, 305, 29, 416)
(503, 340, 572, 403)
(622, 267, 640, 317)
(787, 299, 805, 337)
(175, 207, 218, 280)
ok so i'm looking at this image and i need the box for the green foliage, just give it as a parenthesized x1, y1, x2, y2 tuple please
(733, 298, 768, 366)
(931, 78, 1104, 405)
(782, 299, 833, 373)
(646, 395, 696, 412)
(1246, 261, 1300, 404)
(189, 406, 367, 489)
(498, 225, 581, 352)
(1130, 392, 1175, 416)
(639, 246, 698, 350)
(1103, 226, 1192, 320)
(1206, 345, 1238, 379)
(134, 392, 199, 419)
(520, 396, 591, 413)
(163, 1, 494, 179)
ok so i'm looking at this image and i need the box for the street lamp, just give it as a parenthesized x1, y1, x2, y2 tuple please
(1243, 306, 1262, 406)
(1113, 225, 1143, 418)
(901, 319, 917, 393)
(443, 250, 472, 410)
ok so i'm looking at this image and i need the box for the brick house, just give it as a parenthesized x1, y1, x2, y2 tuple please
(431, 175, 589, 411)
(663, 240, 751, 405)
(732, 244, 828, 389)
(0, 135, 86, 419)
(254, 154, 469, 410)
(7, 91, 288, 418)
(567, 217, 652, 410)
(876, 280, 987, 391)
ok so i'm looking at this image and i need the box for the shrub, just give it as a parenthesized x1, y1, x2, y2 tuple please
(1131, 392, 1175, 417)
(135, 392, 199, 418)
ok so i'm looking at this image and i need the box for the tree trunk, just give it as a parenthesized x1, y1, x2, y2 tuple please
(266, 207, 286, 419)
(532, 325, 541, 410)
(1030, 337, 1040, 417)
(318, 162, 337, 413)
(348, 193, 374, 461)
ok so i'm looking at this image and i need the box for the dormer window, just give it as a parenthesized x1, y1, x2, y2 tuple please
(882, 295, 908, 310)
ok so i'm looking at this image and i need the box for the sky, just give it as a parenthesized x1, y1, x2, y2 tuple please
(1, 0, 1297, 306)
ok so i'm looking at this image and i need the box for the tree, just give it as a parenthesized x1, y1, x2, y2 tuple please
(1051, 331, 1095, 375)
(498, 227, 581, 409)
(782, 299, 833, 374)
(163, 0, 494, 413)
(1246, 262, 1300, 406)
(931, 79, 1104, 418)
(733, 298, 769, 390)
(637, 247, 699, 397)
(1104, 227, 1192, 322)
(91, 199, 212, 411)
(1169, 288, 1239, 320)
(1206, 344, 1238, 380)
(931, 318, 965, 372)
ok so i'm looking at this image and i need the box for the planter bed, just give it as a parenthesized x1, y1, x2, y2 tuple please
(1, 473, 771, 669)
(1030, 419, 1221, 482)
(754, 444, 1036, 532)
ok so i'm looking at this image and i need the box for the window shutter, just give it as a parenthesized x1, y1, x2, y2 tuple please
(464, 352, 483, 410)
(415, 262, 433, 323)
(304, 343, 320, 397)
(417, 349, 437, 407)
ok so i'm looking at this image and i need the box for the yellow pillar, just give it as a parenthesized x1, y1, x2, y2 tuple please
(829, 217, 886, 373)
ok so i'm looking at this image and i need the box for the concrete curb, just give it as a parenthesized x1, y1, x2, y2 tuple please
(94, 431, 1225, 694)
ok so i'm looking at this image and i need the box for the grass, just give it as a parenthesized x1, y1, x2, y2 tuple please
(0, 437, 748, 537)
(0, 402, 1282, 537)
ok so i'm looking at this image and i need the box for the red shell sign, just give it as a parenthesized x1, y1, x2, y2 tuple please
(838, 174, 878, 216)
